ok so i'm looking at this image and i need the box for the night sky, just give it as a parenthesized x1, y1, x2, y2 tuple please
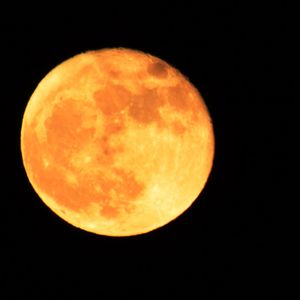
(2, 3, 292, 299)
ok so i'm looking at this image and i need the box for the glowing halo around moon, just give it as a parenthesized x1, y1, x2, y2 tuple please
(20, 48, 215, 237)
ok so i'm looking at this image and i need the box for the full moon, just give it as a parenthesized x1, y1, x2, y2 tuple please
(21, 48, 214, 236)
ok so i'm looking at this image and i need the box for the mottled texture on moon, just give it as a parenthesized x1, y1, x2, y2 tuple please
(21, 48, 214, 236)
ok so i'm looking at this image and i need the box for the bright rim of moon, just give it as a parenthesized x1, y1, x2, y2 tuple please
(21, 48, 215, 237)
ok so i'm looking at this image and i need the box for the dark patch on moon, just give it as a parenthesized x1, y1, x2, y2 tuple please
(147, 61, 168, 78)
(94, 84, 131, 115)
(128, 88, 164, 125)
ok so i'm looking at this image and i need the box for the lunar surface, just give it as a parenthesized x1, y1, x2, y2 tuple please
(21, 48, 214, 236)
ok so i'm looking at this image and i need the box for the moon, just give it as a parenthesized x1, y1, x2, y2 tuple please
(21, 48, 214, 236)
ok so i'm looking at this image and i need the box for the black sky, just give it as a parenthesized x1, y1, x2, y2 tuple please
(1, 2, 293, 299)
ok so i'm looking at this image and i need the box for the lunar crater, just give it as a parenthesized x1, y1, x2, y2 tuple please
(147, 61, 168, 78)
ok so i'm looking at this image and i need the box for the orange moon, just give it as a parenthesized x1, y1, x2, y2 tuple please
(21, 48, 214, 236)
